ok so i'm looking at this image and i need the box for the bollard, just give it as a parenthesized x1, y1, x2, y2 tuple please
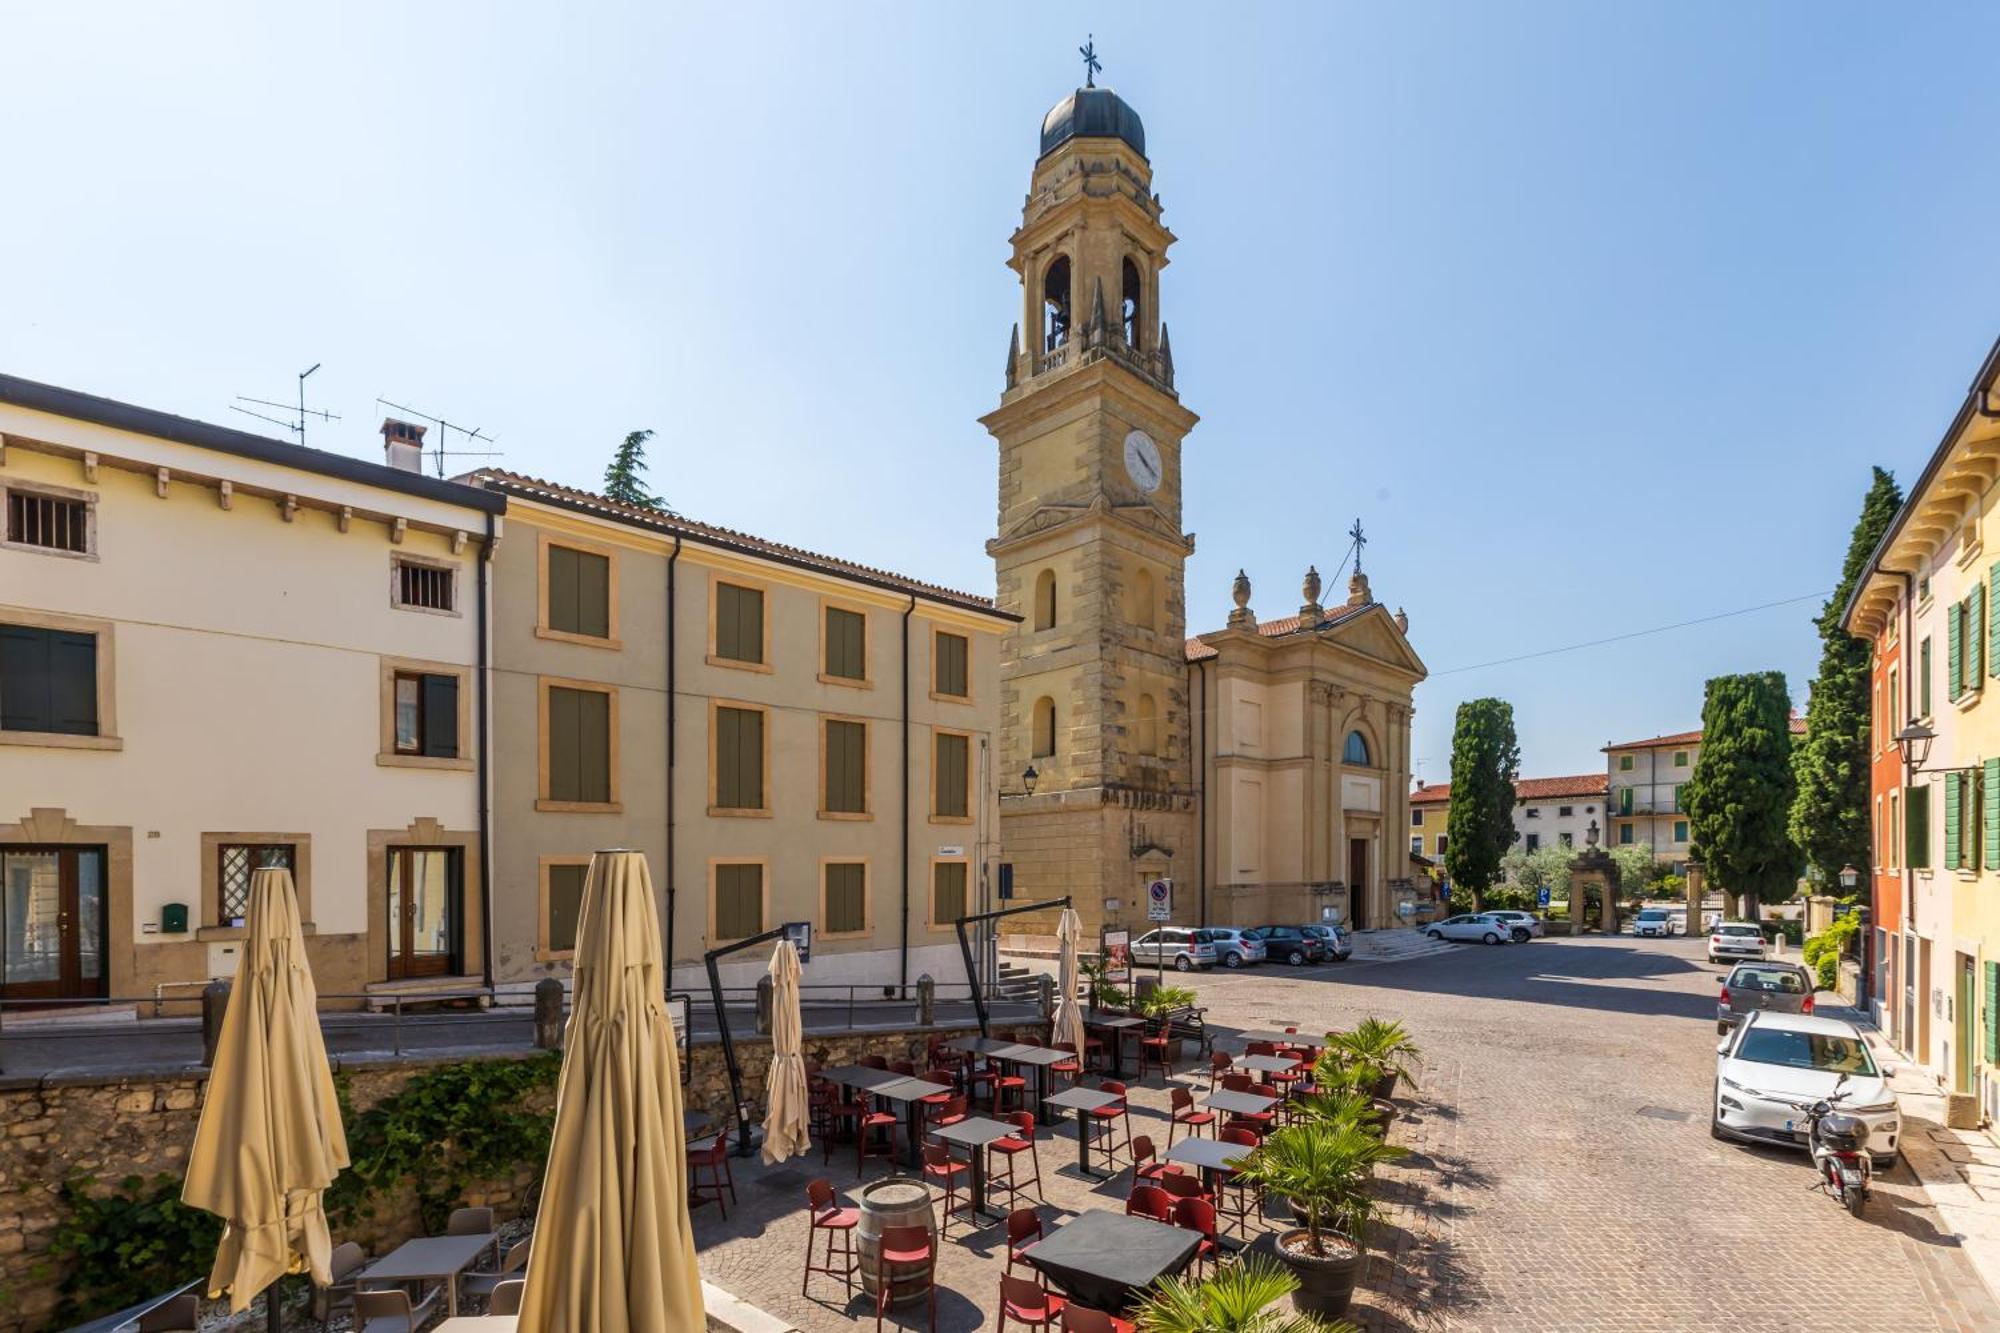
(201, 979, 230, 1066)
(1037, 973, 1055, 1021)
(534, 977, 565, 1050)
(756, 975, 774, 1036)
(916, 973, 936, 1027)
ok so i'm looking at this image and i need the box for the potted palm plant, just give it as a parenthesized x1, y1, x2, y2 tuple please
(1133, 1254, 1358, 1333)
(1233, 1121, 1407, 1317)
(1139, 983, 1199, 1061)
(1328, 1017, 1421, 1101)
(1079, 956, 1128, 1015)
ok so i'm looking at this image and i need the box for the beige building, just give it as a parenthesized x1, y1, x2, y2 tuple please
(470, 472, 1012, 995)
(989, 83, 1427, 946)
(0, 376, 502, 1006)
(1604, 719, 1803, 869)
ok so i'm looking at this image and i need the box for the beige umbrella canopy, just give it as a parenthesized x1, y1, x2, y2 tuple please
(760, 937, 810, 1165)
(182, 865, 349, 1313)
(1052, 907, 1087, 1057)
(518, 849, 704, 1333)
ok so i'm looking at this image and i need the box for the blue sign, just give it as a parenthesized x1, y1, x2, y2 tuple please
(1537, 887, 1551, 907)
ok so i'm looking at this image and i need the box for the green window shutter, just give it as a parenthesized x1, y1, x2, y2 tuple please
(825, 862, 867, 934)
(547, 686, 609, 802)
(1966, 770, 1979, 870)
(824, 607, 866, 680)
(933, 861, 967, 925)
(1986, 759, 2000, 870)
(1908, 784, 1930, 868)
(1974, 585, 1987, 688)
(715, 863, 763, 939)
(547, 544, 578, 634)
(935, 632, 969, 698)
(1951, 604, 1965, 702)
(547, 864, 587, 954)
(548, 686, 580, 800)
(421, 673, 459, 758)
(715, 706, 764, 809)
(1946, 771, 1962, 869)
(935, 733, 969, 818)
(1990, 566, 2000, 677)
(574, 549, 610, 638)
(1985, 962, 1999, 1065)
(824, 719, 867, 813)
(717, 584, 764, 664)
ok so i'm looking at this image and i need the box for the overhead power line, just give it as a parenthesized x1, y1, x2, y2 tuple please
(1429, 591, 1831, 678)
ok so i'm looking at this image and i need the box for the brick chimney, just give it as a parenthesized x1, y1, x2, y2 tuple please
(381, 418, 426, 474)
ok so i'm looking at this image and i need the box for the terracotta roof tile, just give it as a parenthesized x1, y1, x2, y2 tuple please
(1409, 773, 1607, 806)
(1184, 603, 1375, 661)
(1602, 715, 1805, 752)
(472, 469, 1010, 618)
(1410, 782, 1450, 805)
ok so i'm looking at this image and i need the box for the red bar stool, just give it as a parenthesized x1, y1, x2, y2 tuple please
(997, 1273, 1067, 1332)
(993, 1061, 1029, 1115)
(801, 1178, 859, 1299)
(1207, 1050, 1233, 1091)
(856, 1107, 899, 1178)
(688, 1136, 737, 1219)
(1127, 1134, 1176, 1188)
(1051, 1041, 1083, 1088)
(924, 1094, 969, 1147)
(1167, 1087, 1216, 1146)
(873, 1224, 936, 1332)
(988, 1111, 1045, 1208)
(1158, 1170, 1210, 1208)
(1136, 1024, 1173, 1080)
(1213, 1127, 1262, 1236)
(921, 1144, 974, 1237)
(1172, 1196, 1223, 1277)
(1084, 1080, 1131, 1170)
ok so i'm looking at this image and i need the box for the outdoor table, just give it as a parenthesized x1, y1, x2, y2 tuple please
(995, 1043, 1072, 1125)
(944, 1036, 1034, 1058)
(929, 1114, 1019, 1221)
(358, 1232, 497, 1317)
(867, 1074, 951, 1170)
(818, 1064, 907, 1094)
(1165, 1136, 1252, 1190)
(1045, 1086, 1121, 1178)
(1235, 1054, 1301, 1076)
(1205, 1088, 1279, 1117)
(1086, 1015, 1145, 1077)
(1023, 1210, 1200, 1311)
(1233, 1028, 1321, 1049)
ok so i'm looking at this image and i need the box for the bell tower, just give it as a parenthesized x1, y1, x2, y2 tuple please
(983, 65, 1199, 942)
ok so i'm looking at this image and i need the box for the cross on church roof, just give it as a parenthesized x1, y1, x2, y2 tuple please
(1349, 518, 1367, 575)
(1080, 35, 1101, 87)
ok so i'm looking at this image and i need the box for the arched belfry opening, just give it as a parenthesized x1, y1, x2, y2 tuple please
(1043, 256, 1072, 352)
(1121, 257, 1143, 348)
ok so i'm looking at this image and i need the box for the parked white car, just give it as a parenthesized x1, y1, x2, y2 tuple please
(1633, 907, 1677, 938)
(1712, 1011, 1901, 1169)
(1707, 922, 1768, 964)
(1425, 914, 1515, 945)
(1486, 911, 1544, 941)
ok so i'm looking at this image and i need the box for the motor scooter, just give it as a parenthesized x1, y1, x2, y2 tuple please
(1793, 1073, 1872, 1219)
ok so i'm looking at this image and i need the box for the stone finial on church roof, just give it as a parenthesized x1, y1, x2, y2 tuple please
(1394, 606, 1409, 633)
(1348, 569, 1372, 607)
(1227, 569, 1257, 629)
(1299, 564, 1323, 621)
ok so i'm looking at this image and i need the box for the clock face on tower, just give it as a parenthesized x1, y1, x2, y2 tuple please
(1123, 429, 1163, 494)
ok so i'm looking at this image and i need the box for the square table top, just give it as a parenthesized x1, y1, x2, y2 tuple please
(1236, 1054, 1301, 1074)
(817, 1065, 903, 1092)
(930, 1115, 1020, 1148)
(1024, 1210, 1200, 1295)
(359, 1233, 496, 1283)
(999, 1045, 1072, 1067)
(1165, 1138, 1252, 1172)
(1234, 1029, 1321, 1046)
(867, 1076, 946, 1104)
(1205, 1089, 1279, 1115)
(1086, 1015, 1146, 1030)
(1045, 1087, 1121, 1112)
(945, 1036, 1032, 1056)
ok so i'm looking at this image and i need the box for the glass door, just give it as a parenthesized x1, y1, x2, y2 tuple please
(387, 847, 460, 979)
(1, 846, 107, 1001)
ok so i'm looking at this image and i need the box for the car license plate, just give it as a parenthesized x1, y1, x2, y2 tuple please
(1784, 1119, 1792, 1133)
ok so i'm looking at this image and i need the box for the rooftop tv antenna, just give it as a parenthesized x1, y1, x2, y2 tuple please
(231, 363, 340, 447)
(375, 397, 502, 478)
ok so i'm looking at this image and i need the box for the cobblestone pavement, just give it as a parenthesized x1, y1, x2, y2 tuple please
(694, 935, 2000, 1331)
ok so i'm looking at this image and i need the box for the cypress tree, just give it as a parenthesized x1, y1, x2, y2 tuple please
(1790, 467, 1901, 883)
(603, 428, 668, 510)
(1443, 698, 1520, 913)
(1685, 672, 1803, 920)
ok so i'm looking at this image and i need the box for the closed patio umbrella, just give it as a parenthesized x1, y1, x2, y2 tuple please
(518, 849, 704, 1333)
(760, 937, 810, 1165)
(183, 865, 349, 1317)
(1053, 907, 1086, 1056)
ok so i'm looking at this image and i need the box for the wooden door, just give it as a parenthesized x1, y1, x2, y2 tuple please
(0, 846, 107, 1001)
(1348, 839, 1369, 929)
(387, 847, 460, 980)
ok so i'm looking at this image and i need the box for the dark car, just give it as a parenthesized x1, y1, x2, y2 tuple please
(1246, 925, 1325, 967)
(1302, 923, 1352, 961)
(1717, 960, 1816, 1034)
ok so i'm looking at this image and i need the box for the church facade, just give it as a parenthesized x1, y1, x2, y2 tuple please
(987, 79, 1429, 949)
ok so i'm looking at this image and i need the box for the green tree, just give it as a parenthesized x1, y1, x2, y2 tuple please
(1609, 841, 1662, 895)
(1790, 467, 1901, 883)
(1684, 672, 1804, 920)
(1443, 699, 1520, 912)
(603, 428, 667, 510)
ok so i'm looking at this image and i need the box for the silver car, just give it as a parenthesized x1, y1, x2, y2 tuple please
(1486, 911, 1544, 942)
(1197, 928, 1267, 968)
(1718, 961, 1816, 1034)
(1130, 927, 1217, 971)
(1425, 913, 1514, 945)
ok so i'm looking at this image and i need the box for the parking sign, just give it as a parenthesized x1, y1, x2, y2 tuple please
(1147, 877, 1173, 922)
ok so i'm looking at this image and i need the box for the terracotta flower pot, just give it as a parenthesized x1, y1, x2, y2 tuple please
(1274, 1227, 1363, 1317)
(1371, 1068, 1399, 1101)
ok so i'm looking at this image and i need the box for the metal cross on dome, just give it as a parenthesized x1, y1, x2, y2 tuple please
(1080, 35, 1101, 87)
(1350, 517, 1368, 574)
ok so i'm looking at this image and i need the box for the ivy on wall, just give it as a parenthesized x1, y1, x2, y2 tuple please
(48, 1173, 222, 1325)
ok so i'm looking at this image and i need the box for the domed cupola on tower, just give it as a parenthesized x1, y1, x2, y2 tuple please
(1039, 85, 1146, 160)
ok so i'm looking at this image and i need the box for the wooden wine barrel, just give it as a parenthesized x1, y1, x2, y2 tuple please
(856, 1176, 937, 1307)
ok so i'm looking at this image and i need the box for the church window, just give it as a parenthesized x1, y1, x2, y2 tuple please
(1129, 566, 1156, 631)
(1136, 693, 1159, 757)
(1043, 255, 1072, 352)
(1121, 257, 1142, 347)
(1343, 730, 1371, 766)
(1033, 569, 1057, 631)
(1032, 696, 1056, 759)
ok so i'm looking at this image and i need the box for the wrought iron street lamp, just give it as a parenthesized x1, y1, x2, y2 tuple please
(1023, 765, 1039, 796)
(1838, 864, 1859, 893)
(1894, 722, 1936, 771)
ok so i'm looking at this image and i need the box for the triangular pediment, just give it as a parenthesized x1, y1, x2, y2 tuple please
(1322, 605, 1429, 679)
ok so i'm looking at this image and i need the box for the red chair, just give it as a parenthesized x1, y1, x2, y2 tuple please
(997, 1273, 1067, 1332)
(1004, 1207, 1043, 1273)
(1125, 1182, 1175, 1224)
(861, 1054, 890, 1071)
(1086, 1080, 1131, 1169)
(1061, 1307, 1136, 1333)
(1207, 1051, 1233, 1091)
(857, 1107, 899, 1177)
(689, 1136, 737, 1219)
(1221, 1073, 1256, 1094)
(891, 1058, 918, 1077)
(1128, 1134, 1175, 1187)
(1219, 1116, 1265, 1143)
(1159, 1171, 1209, 1206)
(925, 1094, 969, 1146)
(802, 1178, 859, 1299)
(989, 1111, 1045, 1207)
(993, 1061, 1029, 1115)
(1137, 1023, 1173, 1080)
(873, 1223, 935, 1332)
(1172, 1196, 1223, 1276)
(927, 1037, 968, 1077)
(1213, 1128, 1261, 1236)
(822, 1093, 867, 1162)
(1168, 1087, 1216, 1146)
(922, 1144, 974, 1236)
(1051, 1041, 1083, 1088)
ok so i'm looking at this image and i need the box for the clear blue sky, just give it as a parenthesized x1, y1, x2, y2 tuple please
(5, 4, 1997, 780)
